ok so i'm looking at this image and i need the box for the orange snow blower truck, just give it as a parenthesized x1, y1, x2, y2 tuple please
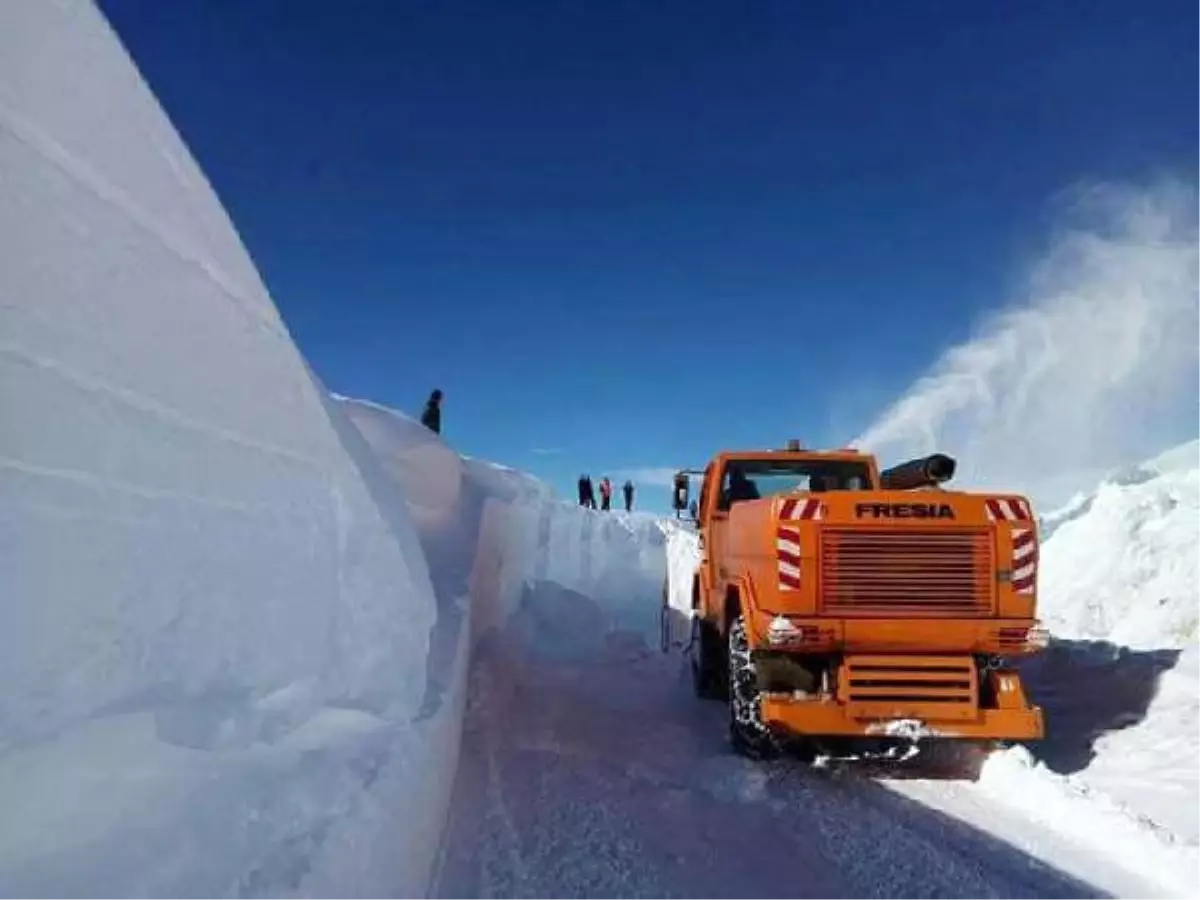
(672, 442, 1047, 759)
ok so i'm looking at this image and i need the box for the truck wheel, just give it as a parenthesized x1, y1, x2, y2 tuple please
(727, 613, 780, 759)
(690, 617, 726, 700)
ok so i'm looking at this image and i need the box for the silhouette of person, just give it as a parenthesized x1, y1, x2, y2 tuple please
(420, 389, 442, 434)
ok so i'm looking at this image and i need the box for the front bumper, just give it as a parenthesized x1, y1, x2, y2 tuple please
(760, 659, 1045, 741)
(760, 695, 1045, 740)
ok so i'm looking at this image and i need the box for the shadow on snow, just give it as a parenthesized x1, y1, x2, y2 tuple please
(1016, 638, 1182, 776)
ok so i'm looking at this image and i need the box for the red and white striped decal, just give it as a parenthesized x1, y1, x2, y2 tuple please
(1011, 527, 1038, 595)
(778, 497, 825, 521)
(986, 497, 1032, 522)
(777, 525, 802, 591)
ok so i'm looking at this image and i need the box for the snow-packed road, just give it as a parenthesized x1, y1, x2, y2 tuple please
(434, 582, 1119, 899)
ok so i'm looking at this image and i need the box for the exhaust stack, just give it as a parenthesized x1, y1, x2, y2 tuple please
(879, 453, 957, 490)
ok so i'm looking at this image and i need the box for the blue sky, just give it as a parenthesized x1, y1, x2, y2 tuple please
(99, 0, 1196, 511)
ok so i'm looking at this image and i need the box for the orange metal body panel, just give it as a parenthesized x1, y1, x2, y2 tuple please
(688, 447, 1045, 742)
(700, 482, 1041, 646)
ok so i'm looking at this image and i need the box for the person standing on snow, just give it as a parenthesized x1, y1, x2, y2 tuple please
(599, 476, 613, 511)
(420, 389, 443, 435)
(622, 479, 634, 512)
(579, 474, 596, 509)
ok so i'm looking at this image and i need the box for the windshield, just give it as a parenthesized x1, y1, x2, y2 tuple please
(718, 459, 873, 510)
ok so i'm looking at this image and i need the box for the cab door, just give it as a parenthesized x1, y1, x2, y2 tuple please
(702, 462, 735, 621)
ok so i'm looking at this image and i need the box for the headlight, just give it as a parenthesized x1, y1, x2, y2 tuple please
(767, 615, 802, 646)
(1025, 623, 1050, 650)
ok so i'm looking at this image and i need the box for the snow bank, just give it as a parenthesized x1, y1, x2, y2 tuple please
(333, 396, 667, 655)
(660, 519, 702, 650)
(975, 439, 1200, 896)
(1038, 438, 1199, 649)
(0, 3, 664, 895)
(1082, 642, 1198, 839)
(977, 737, 1199, 898)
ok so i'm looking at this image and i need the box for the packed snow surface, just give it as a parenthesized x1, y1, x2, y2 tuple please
(959, 443, 1200, 895)
(3, 1, 1197, 898)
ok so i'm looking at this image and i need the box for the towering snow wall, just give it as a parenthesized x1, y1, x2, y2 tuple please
(0, 2, 665, 895)
(1036, 438, 1199, 650)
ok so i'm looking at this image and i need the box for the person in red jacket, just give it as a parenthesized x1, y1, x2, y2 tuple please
(599, 477, 613, 511)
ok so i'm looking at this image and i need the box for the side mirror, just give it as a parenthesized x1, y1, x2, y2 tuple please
(672, 472, 690, 514)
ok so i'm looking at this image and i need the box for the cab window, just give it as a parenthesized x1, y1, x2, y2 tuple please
(718, 459, 873, 510)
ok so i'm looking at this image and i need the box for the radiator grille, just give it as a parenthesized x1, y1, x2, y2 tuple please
(820, 527, 993, 616)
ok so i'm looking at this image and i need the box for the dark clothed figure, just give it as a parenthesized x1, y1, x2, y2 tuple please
(420, 389, 443, 435)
